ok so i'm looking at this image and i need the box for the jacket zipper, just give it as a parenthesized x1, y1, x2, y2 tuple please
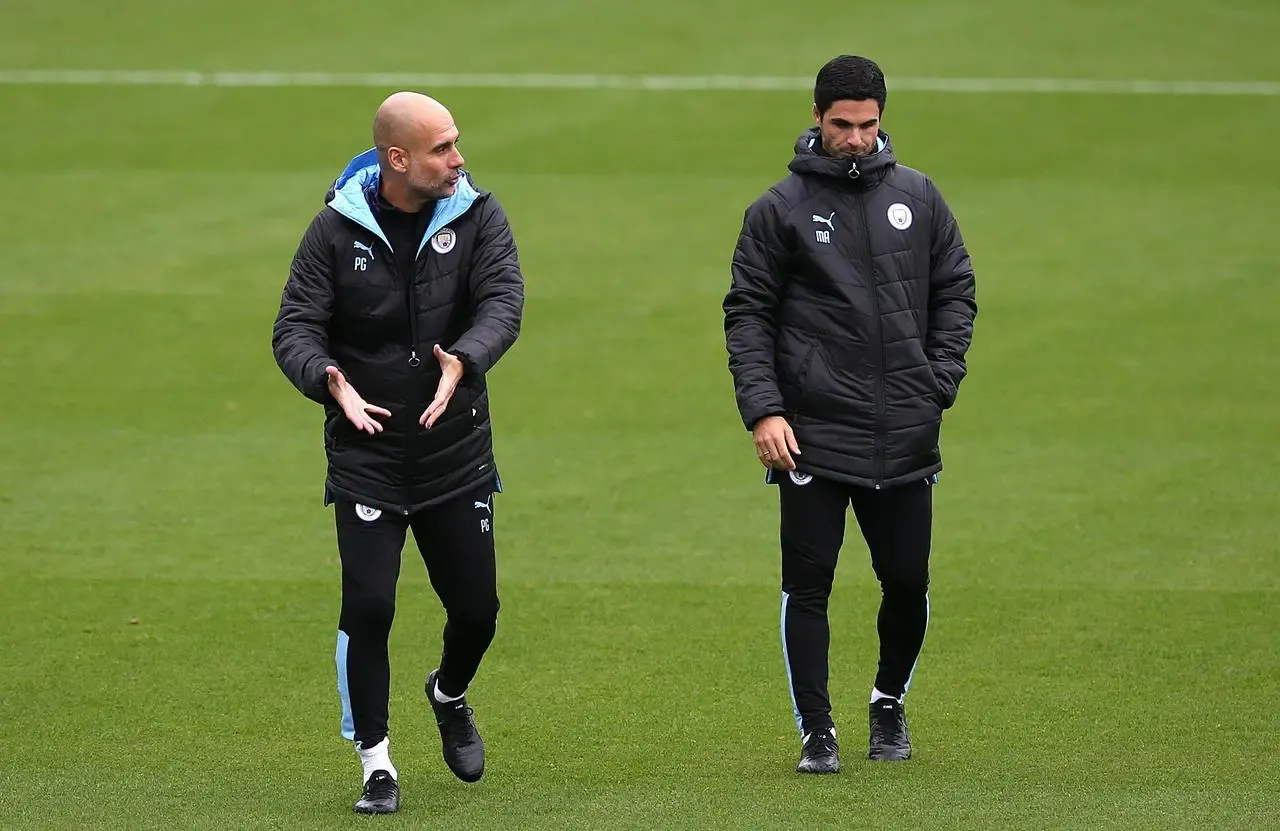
(407, 245, 421, 369)
(849, 160, 886, 489)
(397, 237, 418, 515)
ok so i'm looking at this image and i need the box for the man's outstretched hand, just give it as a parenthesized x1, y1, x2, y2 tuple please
(326, 366, 391, 434)
(420, 344, 464, 429)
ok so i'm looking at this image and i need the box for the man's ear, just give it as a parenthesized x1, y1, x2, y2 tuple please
(388, 146, 409, 173)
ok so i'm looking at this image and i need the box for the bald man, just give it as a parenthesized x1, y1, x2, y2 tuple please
(273, 91, 524, 814)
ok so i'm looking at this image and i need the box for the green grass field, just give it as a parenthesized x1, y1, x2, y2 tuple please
(2, 2, 1278, 828)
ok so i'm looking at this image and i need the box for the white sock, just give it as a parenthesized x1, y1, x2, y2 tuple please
(432, 677, 465, 704)
(871, 688, 902, 704)
(355, 737, 397, 783)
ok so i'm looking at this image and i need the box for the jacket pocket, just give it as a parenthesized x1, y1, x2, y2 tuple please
(469, 391, 490, 429)
(926, 366, 944, 408)
(797, 344, 817, 384)
(791, 343, 819, 412)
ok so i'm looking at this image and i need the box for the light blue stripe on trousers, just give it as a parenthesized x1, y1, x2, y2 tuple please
(336, 630, 354, 740)
(780, 592, 803, 734)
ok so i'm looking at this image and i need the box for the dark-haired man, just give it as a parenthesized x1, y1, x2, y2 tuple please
(723, 55, 977, 773)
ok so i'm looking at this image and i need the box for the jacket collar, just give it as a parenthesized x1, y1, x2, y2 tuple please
(787, 127, 896, 185)
(325, 148, 481, 254)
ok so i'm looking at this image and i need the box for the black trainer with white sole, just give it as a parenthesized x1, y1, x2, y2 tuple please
(796, 727, 840, 774)
(868, 698, 912, 761)
(353, 770, 399, 814)
(426, 669, 485, 782)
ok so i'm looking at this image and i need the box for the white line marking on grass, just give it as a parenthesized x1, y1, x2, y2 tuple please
(0, 70, 1278, 96)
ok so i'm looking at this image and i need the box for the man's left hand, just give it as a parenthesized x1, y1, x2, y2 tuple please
(420, 344, 464, 428)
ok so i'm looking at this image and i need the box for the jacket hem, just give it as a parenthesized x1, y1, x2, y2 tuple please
(323, 468, 500, 516)
(781, 461, 943, 490)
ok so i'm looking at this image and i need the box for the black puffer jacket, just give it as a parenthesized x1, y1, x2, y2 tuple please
(273, 149, 523, 513)
(724, 128, 976, 488)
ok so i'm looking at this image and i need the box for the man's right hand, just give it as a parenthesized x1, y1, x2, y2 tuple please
(752, 415, 801, 471)
(325, 366, 391, 435)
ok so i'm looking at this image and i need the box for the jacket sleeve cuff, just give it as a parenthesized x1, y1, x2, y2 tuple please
(306, 361, 334, 404)
(453, 350, 480, 379)
(745, 409, 786, 431)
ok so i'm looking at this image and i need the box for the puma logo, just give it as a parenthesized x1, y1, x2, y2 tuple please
(474, 497, 492, 514)
(811, 212, 835, 231)
(353, 240, 376, 260)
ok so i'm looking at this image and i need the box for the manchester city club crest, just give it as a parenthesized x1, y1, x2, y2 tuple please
(431, 227, 457, 254)
(887, 203, 913, 230)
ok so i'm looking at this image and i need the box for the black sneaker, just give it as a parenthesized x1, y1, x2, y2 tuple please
(796, 727, 840, 774)
(426, 669, 485, 782)
(868, 698, 912, 761)
(353, 770, 399, 814)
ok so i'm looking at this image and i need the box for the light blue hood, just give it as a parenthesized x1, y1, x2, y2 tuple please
(327, 148, 481, 255)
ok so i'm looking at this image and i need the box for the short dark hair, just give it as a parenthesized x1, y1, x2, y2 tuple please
(814, 55, 886, 115)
